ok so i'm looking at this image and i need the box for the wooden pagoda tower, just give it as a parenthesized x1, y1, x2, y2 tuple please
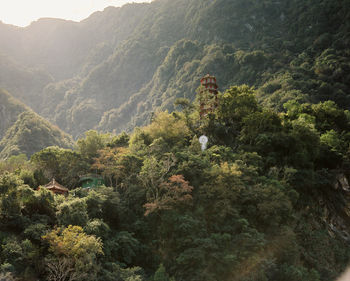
(199, 74, 219, 117)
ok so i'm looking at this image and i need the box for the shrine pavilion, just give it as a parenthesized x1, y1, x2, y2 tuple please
(42, 178, 69, 195)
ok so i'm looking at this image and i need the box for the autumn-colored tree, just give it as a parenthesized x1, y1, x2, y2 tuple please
(42, 225, 103, 280)
(139, 154, 176, 202)
(92, 147, 129, 187)
(144, 175, 193, 216)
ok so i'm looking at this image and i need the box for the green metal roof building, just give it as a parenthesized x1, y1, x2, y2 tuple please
(79, 174, 105, 189)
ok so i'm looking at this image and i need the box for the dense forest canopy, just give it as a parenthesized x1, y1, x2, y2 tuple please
(0, 0, 350, 280)
(1, 86, 350, 280)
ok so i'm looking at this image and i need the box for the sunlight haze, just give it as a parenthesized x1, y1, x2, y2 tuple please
(0, 0, 152, 27)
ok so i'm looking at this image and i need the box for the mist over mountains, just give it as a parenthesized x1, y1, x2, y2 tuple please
(0, 0, 349, 153)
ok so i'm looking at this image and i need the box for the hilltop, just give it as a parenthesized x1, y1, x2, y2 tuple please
(0, 110, 74, 159)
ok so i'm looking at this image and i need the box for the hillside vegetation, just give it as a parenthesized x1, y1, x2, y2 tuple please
(0, 87, 350, 280)
(0, 0, 349, 137)
(0, 111, 74, 159)
(0, 0, 350, 280)
(0, 89, 29, 139)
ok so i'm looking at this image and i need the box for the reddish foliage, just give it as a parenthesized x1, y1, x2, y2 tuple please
(144, 175, 193, 216)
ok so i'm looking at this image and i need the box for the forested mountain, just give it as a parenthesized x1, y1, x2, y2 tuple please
(0, 89, 29, 139)
(1, 87, 350, 280)
(0, 4, 147, 80)
(0, 89, 74, 159)
(1, 1, 350, 279)
(0, 53, 53, 111)
(0, 111, 74, 159)
(0, 0, 349, 137)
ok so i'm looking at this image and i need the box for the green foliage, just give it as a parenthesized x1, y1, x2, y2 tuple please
(153, 264, 171, 281)
(0, 0, 349, 140)
(0, 0, 350, 280)
(77, 130, 112, 161)
(43, 225, 103, 259)
(43, 225, 103, 279)
(56, 198, 89, 227)
(0, 87, 350, 280)
(0, 90, 29, 140)
(144, 112, 191, 147)
(217, 85, 258, 127)
(31, 146, 88, 188)
(0, 112, 74, 160)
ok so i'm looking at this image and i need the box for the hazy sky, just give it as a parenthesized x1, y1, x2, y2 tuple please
(0, 0, 152, 27)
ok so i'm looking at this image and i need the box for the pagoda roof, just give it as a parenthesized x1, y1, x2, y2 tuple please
(200, 74, 217, 83)
(44, 178, 69, 193)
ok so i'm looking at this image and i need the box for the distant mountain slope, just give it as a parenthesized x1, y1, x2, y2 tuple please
(0, 111, 74, 159)
(0, 4, 150, 80)
(42, 0, 350, 137)
(0, 0, 349, 137)
(0, 3, 154, 117)
(0, 53, 53, 111)
(0, 89, 30, 139)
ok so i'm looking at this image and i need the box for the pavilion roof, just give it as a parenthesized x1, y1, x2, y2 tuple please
(44, 178, 69, 192)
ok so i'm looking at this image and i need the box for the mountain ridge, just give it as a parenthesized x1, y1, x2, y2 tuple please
(0, 110, 74, 159)
(0, 90, 74, 159)
(1, 1, 350, 280)
(0, 89, 30, 139)
(0, 0, 349, 138)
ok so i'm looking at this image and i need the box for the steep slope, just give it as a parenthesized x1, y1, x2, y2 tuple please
(0, 89, 30, 139)
(1, 92, 350, 280)
(0, 4, 151, 80)
(0, 3, 154, 116)
(0, 111, 74, 159)
(41, 0, 350, 136)
(0, 53, 53, 111)
(0, 0, 349, 138)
